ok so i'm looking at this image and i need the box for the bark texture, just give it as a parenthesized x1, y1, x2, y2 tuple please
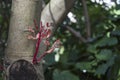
(4, 0, 44, 80)
(41, 0, 76, 32)
(4, 0, 76, 80)
(9, 60, 38, 80)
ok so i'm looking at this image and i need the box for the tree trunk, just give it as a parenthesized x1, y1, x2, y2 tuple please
(4, 0, 76, 80)
(4, 0, 44, 80)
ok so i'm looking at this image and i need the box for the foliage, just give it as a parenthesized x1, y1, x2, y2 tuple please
(53, 69, 79, 80)
(0, 0, 11, 78)
(44, 0, 120, 80)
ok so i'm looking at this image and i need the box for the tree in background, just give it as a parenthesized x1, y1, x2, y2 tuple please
(0, 0, 120, 80)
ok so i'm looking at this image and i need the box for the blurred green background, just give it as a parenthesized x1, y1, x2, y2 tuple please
(0, 0, 120, 80)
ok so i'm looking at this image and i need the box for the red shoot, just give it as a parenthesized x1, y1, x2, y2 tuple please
(37, 39, 61, 62)
(33, 19, 39, 30)
(31, 21, 61, 64)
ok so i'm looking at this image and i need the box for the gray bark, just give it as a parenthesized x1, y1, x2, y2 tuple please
(4, 0, 44, 80)
(4, 0, 76, 80)
(41, 0, 76, 33)
(81, 0, 91, 40)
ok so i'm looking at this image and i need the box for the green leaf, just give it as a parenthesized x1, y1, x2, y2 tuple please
(0, 78, 3, 80)
(53, 69, 79, 80)
(95, 56, 115, 75)
(59, 52, 68, 64)
(108, 37, 118, 46)
(95, 63, 108, 75)
(96, 37, 118, 47)
(91, 60, 98, 66)
(95, 49, 112, 61)
(0, 15, 3, 23)
(111, 30, 120, 36)
(87, 45, 98, 54)
(75, 62, 92, 71)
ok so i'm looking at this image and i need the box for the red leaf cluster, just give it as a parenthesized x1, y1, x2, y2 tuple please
(28, 20, 61, 64)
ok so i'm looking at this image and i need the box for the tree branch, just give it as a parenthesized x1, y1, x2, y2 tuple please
(41, 0, 46, 10)
(81, 0, 91, 40)
(39, 0, 76, 57)
(66, 26, 87, 43)
(41, 0, 76, 33)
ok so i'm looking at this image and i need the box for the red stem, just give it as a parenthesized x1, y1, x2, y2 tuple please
(32, 23, 43, 64)
(32, 32, 41, 64)
(33, 19, 39, 30)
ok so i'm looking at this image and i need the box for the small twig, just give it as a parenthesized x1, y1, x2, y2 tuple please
(66, 26, 87, 43)
(81, 0, 91, 40)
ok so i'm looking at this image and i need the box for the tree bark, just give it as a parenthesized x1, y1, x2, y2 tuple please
(4, 0, 76, 80)
(41, 0, 76, 33)
(4, 0, 44, 80)
(81, 0, 91, 40)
